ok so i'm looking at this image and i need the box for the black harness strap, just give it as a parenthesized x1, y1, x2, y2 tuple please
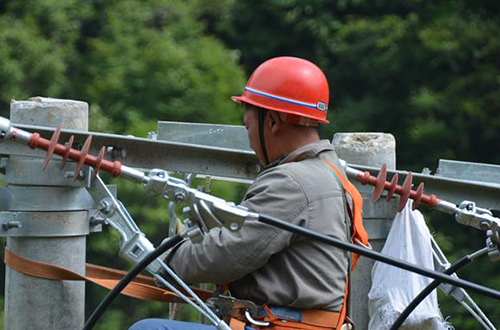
(258, 108, 270, 166)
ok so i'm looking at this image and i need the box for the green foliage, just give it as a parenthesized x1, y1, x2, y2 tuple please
(0, 0, 245, 131)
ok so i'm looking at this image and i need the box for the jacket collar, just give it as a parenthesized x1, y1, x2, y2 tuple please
(265, 140, 334, 169)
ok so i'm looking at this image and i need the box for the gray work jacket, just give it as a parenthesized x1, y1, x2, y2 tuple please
(169, 140, 350, 311)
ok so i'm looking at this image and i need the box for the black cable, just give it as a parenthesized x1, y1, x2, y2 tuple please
(389, 254, 472, 330)
(83, 234, 184, 330)
(258, 213, 500, 301)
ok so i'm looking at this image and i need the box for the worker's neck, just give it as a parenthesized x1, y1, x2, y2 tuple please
(268, 131, 320, 164)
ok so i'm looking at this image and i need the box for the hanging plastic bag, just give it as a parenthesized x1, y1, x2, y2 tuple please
(368, 201, 451, 330)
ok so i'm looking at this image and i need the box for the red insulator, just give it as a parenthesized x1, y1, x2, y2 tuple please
(356, 171, 371, 185)
(371, 163, 387, 203)
(61, 135, 75, 169)
(423, 194, 439, 209)
(73, 135, 93, 181)
(93, 146, 106, 179)
(43, 125, 61, 170)
(412, 182, 424, 210)
(386, 173, 399, 201)
(398, 172, 413, 212)
(29, 133, 41, 149)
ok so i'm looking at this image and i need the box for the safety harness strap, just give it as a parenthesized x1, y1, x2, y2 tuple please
(3, 247, 212, 303)
(324, 161, 369, 270)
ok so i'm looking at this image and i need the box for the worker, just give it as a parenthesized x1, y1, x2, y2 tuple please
(129, 56, 365, 330)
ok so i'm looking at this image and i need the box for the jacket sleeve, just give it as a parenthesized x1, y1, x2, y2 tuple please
(168, 166, 308, 284)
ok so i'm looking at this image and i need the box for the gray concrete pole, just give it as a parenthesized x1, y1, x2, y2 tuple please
(332, 133, 397, 330)
(4, 97, 89, 330)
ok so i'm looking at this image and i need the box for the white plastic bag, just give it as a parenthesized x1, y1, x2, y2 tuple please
(368, 201, 450, 330)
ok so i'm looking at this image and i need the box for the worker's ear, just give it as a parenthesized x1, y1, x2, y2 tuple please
(267, 111, 281, 135)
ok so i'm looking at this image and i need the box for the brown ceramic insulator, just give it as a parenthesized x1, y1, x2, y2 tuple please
(359, 171, 372, 185)
(371, 163, 388, 203)
(93, 146, 106, 179)
(42, 125, 62, 170)
(411, 183, 424, 210)
(386, 173, 399, 201)
(398, 172, 413, 212)
(421, 193, 439, 209)
(73, 135, 93, 182)
(28, 133, 41, 149)
(61, 135, 75, 169)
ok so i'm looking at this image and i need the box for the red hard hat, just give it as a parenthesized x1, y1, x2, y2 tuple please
(232, 56, 329, 124)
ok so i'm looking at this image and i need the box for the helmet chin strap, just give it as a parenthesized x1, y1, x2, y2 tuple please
(258, 108, 270, 166)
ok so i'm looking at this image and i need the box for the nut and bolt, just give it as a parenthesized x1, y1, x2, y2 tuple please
(174, 191, 186, 203)
(480, 221, 491, 231)
(89, 216, 106, 226)
(107, 146, 127, 160)
(64, 170, 85, 180)
(3, 220, 22, 230)
(98, 201, 112, 213)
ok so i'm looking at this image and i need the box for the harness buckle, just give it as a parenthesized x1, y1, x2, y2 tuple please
(245, 310, 271, 327)
(354, 237, 372, 250)
(207, 295, 259, 320)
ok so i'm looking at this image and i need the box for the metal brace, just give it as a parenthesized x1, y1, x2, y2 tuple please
(86, 173, 164, 275)
(431, 238, 496, 330)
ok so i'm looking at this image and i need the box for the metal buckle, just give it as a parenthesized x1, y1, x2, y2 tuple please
(340, 323, 354, 330)
(206, 295, 258, 319)
(245, 310, 270, 327)
(354, 237, 372, 250)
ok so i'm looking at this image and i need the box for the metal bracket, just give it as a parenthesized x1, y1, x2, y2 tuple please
(0, 211, 90, 237)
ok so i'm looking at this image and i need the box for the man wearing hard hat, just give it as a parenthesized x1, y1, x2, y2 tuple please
(130, 57, 366, 330)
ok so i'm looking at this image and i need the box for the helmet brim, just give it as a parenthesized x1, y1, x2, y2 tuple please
(231, 95, 330, 124)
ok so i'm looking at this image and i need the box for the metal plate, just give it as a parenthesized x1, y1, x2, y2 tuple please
(0, 186, 95, 211)
(0, 211, 89, 237)
(362, 219, 394, 240)
(157, 121, 252, 151)
(437, 159, 500, 185)
(5, 156, 91, 187)
(362, 197, 398, 219)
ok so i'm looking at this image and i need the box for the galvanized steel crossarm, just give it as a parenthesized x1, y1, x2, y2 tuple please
(1, 122, 259, 180)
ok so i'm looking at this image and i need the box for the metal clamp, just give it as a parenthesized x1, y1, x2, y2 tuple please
(206, 295, 258, 319)
(86, 173, 163, 275)
(144, 169, 258, 240)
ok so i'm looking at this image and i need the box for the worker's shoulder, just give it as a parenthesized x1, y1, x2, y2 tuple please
(275, 153, 343, 197)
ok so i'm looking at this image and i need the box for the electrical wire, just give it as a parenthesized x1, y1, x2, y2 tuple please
(83, 234, 183, 330)
(258, 214, 500, 301)
(389, 248, 486, 330)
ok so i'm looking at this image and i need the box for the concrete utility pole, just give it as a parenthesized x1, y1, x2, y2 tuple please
(3, 98, 92, 330)
(332, 133, 397, 330)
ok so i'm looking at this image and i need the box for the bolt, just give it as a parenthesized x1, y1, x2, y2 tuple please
(98, 201, 111, 213)
(106, 146, 127, 160)
(147, 131, 157, 140)
(89, 216, 106, 226)
(230, 222, 239, 231)
(480, 221, 491, 231)
(64, 170, 85, 180)
(3, 220, 22, 230)
(174, 191, 186, 203)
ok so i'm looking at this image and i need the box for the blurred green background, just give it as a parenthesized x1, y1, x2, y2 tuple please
(0, 0, 499, 329)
